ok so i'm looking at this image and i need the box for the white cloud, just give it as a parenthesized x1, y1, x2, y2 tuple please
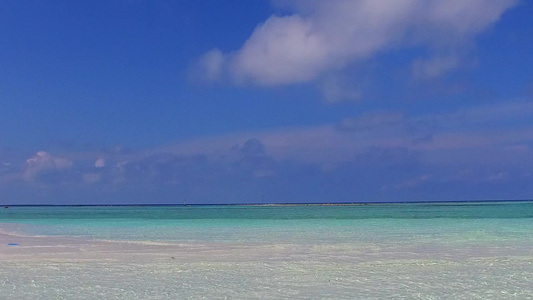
(231, 14, 328, 86)
(95, 158, 106, 168)
(24, 151, 73, 180)
(195, 0, 517, 92)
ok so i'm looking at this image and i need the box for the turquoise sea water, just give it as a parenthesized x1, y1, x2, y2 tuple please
(2, 202, 532, 244)
(1, 201, 532, 299)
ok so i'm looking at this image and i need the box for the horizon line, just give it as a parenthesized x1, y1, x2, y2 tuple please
(2, 199, 532, 207)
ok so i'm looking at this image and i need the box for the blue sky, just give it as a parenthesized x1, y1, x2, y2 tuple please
(1, 0, 532, 204)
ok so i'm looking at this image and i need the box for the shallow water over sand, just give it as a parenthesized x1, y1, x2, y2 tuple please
(1, 202, 532, 299)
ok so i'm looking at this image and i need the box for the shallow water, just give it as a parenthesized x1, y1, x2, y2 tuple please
(1, 202, 532, 299)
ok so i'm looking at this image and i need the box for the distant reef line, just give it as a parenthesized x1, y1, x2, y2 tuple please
(2, 199, 532, 207)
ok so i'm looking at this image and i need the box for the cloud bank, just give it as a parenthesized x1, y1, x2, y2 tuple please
(23, 151, 73, 181)
(1, 100, 530, 204)
(195, 0, 517, 95)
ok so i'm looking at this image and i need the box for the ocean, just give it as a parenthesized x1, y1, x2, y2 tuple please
(1, 201, 532, 299)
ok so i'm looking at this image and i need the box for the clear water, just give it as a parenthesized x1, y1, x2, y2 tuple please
(1, 202, 532, 299)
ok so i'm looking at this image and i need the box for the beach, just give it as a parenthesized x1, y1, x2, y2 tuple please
(1, 203, 532, 299)
(2, 0, 531, 298)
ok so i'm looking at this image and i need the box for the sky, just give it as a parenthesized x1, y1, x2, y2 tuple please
(1, 0, 532, 205)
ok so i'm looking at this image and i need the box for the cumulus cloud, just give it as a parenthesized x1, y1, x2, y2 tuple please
(195, 0, 517, 91)
(94, 158, 106, 168)
(23, 151, 73, 181)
